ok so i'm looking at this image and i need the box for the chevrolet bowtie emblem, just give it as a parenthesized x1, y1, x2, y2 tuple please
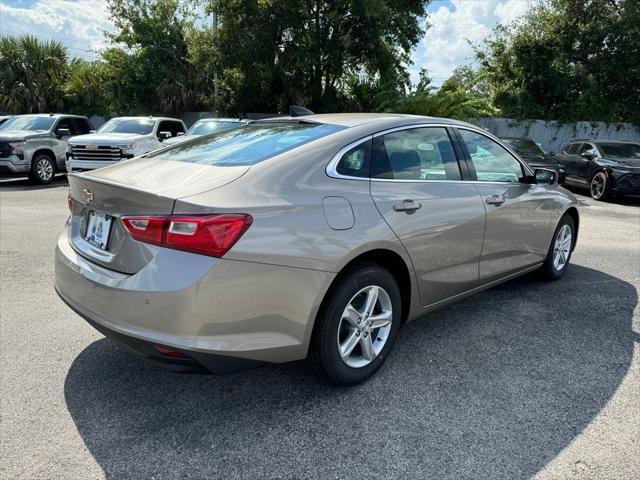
(81, 188, 94, 203)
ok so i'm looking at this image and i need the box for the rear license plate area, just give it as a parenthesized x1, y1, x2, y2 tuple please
(85, 211, 113, 250)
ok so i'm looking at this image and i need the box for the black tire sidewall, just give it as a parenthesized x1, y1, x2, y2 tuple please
(542, 215, 575, 279)
(590, 172, 611, 201)
(311, 263, 401, 386)
(30, 154, 55, 184)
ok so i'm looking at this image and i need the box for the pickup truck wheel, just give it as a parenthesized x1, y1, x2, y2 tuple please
(29, 153, 55, 184)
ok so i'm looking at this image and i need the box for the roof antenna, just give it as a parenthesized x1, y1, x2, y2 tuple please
(290, 105, 314, 117)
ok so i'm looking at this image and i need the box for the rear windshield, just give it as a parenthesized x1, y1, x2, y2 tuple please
(148, 122, 344, 166)
(189, 120, 243, 136)
(597, 142, 640, 159)
(98, 118, 155, 135)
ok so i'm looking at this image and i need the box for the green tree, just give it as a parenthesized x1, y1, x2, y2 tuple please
(384, 69, 498, 119)
(207, 0, 430, 115)
(65, 59, 109, 115)
(103, 0, 207, 114)
(477, 0, 640, 124)
(0, 35, 68, 113)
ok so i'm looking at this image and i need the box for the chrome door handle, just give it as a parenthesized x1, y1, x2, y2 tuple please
(485, 195, 505, 205)
(393, 199, 422, 213)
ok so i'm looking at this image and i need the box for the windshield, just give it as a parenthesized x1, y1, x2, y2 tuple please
(188, 120, 243, 136)
(98, 118, 155, 135)
(148, 122, 344, 166)
(597, 143, 640, 159)
(502, 138, 545, 156)
(0, 116, 54, 132)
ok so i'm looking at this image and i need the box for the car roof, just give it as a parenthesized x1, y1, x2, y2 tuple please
(109, 116, 183, 122)
(195, 117, 250, 123)
(13, 113, 88, 119)
(255, 112, 473, 129)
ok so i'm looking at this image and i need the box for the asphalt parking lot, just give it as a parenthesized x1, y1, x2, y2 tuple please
(1, 174, 639, 480)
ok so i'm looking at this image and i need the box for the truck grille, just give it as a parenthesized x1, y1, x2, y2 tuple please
(0, 142, 12, 158)
(70, 145, 122, 161)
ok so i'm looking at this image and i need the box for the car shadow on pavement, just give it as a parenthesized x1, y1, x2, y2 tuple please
(0, 175, 68, 190)
(64, 265, 637, 480)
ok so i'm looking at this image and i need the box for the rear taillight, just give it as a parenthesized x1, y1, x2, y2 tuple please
(121, 216, 166, 246)
(121, 214, 252, 258)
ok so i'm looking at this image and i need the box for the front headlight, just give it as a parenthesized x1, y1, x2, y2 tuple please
(118, 143, 137, 152)
(9, 141, 25, 155)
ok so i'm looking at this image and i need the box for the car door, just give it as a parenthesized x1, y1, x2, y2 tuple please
(455, 128, 552, 283)
(574, 142, 597, 182)
(369, 125, 486, 306)
(560, 143, 587, 185)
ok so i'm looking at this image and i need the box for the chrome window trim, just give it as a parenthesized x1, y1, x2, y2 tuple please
(325, 135, 373, 181)
(326, 122, 534, 182)
(455, 125, 534, 177)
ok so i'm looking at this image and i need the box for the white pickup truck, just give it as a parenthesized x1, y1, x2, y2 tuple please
(66, 116, 186, 172)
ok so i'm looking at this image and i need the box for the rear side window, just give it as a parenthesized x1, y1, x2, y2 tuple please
(372, 127, 461, 180)
(566, 143, 580, 154)
(148, 122, 344, 166)
(336, 141, 370, 178)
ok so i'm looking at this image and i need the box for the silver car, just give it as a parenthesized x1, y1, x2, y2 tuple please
(55, 114, 579, 385)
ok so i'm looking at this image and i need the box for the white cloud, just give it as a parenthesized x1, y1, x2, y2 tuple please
(410, 0, 531, 86)
(0, 0, 113, 59)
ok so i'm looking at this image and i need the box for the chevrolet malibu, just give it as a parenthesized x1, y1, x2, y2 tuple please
(55, 114, 580, 386)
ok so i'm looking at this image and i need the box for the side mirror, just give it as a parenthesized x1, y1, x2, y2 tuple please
(159, 131, 172, 140)
(56, 128, 71, 139)
(534, 168, 558, 185)
(581, 149, 596, 159)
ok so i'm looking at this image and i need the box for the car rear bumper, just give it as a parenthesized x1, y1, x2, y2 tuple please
(54, 223, 334, 371)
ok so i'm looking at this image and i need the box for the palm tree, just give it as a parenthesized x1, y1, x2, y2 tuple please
(0, 35, 68, 113)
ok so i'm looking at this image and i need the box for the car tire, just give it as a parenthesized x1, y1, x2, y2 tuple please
(541, 214, 575, 280)
(29, 153, 56, 185)
(589, 171, 612, 201)
(309, 262, 402, 386)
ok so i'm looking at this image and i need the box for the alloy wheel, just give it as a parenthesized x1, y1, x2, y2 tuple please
(590, 172, 606, 199)
(552, 224, 572, 271)
(36, 158, 54, 182)
(336, 285, 393, 368)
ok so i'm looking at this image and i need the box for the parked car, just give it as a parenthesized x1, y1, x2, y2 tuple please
(55, 114, 579, 386)
(162, 118, 251, 146)
(553, 139, 640, 200)
(66, 116, 186, 172)
(0, 113, 92, 184)
(500, 136, 566, 183)
(0, 115, 13, 127)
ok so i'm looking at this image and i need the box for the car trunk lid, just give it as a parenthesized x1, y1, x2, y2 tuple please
(68, 158, 249, 274)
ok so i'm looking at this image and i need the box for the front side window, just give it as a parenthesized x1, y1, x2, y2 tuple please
(98, 119, 155, 135)
(336, 141, 370, 178)
(579, 143, 595, 155)
(148, 122, 344, 166)
(459, 129, 524, 183)
(372, 127, 461, 181)
(0, 116, 55, 132)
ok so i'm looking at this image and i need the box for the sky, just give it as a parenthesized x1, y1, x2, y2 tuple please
(0, 0, 533, 86)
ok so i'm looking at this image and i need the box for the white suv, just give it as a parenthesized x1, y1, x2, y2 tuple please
(66, 116, 186, 172)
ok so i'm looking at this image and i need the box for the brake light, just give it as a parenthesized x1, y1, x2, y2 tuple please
(120, 214, 252, 257)
(121, 216, 166, 246)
